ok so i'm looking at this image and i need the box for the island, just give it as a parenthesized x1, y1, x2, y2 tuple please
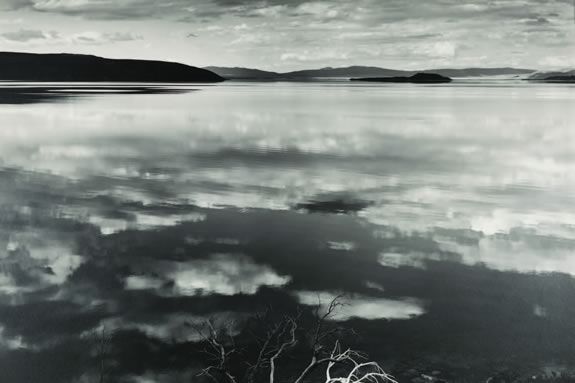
(204, 66, 281, 80)
(0, 52, 224, 82)
(525, 70, 575, 82)
(542, 75, 575, 83)
(350, 72, 452, 83)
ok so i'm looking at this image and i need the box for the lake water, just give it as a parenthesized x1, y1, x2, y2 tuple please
(0, 81, 574, 382)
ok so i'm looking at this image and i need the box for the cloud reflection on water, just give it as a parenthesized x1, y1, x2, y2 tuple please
(1, 82, 575, 381)
(296, 290, 425, 321)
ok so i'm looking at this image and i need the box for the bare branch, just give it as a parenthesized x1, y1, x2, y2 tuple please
(192, 297, 394, 383)
(269, 317, 298, 383)
(194, 319, 238, 383)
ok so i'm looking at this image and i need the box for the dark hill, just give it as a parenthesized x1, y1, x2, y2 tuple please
(204, 66, 281, 80)
(351, 73, 452, 83)
(281, 66, 411, 79)
(0, 52, 224, 82)
(527, 70, 575, 80)
(204, 66, 535, 80)
(542, 75, 575, 83)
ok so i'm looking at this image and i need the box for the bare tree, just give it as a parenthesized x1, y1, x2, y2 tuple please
(267, 315, 298, 383)
(86, 325, 114, 383)
(323, 341, 397, 383)
(195, 320, 238, 383)
(195, 296, 397, 383)
(196, 309, 301, 383)
(292, 294, 347, 383)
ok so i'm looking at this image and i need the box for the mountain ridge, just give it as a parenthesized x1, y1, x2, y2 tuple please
(205, 65, 536, 80)
(0, 52, 224, 82)
(527, 69, 575, 80)
(0, 53, 552, 82)
(204, 66, 281, 79)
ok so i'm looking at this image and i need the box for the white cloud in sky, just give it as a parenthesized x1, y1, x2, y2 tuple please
(0, 0, 573, 74)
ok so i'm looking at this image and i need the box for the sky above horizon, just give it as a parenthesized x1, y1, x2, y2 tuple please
(0, 0, 574, 71)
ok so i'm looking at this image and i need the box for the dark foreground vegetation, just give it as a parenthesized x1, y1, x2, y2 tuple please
(89, 297, 397, 383)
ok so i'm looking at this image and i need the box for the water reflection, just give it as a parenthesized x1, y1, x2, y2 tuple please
(125, 253, 291, 296)
(0, 84, 193, 104)
(1, 82, 575, 381)
(296, 291, 425, 321)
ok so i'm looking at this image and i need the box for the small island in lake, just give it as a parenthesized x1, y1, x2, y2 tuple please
(0, 52, 224, 83)
(542, 75, 575, 83)
(351, 72, 453, 83)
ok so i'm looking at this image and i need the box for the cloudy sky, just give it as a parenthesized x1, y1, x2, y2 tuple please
(0, 0, 574, 70)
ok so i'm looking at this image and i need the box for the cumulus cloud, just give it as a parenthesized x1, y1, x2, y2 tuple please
(1, 28, 59, 42)
(0, 28, 142, 45)
(0, 0, 569, 23)
(68, 31, 142, 44)
(0, 0, 573, 70)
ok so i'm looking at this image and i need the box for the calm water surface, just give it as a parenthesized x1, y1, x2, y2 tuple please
(0, 81, 574, 382)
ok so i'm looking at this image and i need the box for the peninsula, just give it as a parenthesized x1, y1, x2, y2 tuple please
(0, 52, 224, 82)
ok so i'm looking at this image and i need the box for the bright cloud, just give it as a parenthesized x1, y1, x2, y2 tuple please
(0, 0, 572, 69)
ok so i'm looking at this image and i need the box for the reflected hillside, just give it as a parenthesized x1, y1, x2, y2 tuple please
(0, 85, 195, 104)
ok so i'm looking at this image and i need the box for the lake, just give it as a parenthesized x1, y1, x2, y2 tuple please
(0, 80, 574, 382)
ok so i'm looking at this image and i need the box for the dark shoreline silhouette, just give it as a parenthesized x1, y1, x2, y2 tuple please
(0, 54, 547, 82)
(0, 85, 194, 104)
(526, 70, 575, 82)
(540, 75, 575, 83)
(351, 73, 453, 84)
(205, 65, 534, 80)
(0, 52, 224, 83)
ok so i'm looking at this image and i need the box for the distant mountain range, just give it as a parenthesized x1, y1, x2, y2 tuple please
(282, 66, 411, 79)
(0, 52, 569, 83)
(205, 66, 536, 80)
(0, 52, 224, 82)
(203, 67, 281, 80)
(542, 76, 575, 83)
(527, 69, 575, 81)
(351, 73, 453, 84)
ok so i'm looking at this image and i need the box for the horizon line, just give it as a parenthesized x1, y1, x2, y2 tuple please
(0, 50, 571, 73)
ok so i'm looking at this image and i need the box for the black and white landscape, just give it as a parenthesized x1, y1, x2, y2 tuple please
(0, 1, 575, 383)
